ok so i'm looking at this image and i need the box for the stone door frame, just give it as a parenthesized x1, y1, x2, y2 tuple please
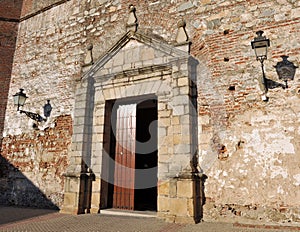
(61, 31, 202, 223)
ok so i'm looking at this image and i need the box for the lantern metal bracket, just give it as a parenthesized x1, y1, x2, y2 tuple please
(19, 110, 46, 122)
(259, 58, 268, 96)
(13, 89, 52, 123)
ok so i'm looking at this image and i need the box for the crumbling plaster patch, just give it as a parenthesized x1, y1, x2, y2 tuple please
(293, 174, 300, 186)
(201, 108, 300, 209)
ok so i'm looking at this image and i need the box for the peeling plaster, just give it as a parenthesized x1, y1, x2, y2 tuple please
(203, 106, 300, 217)
(293, 174, 300, 186)
(270, 166, 288, 179)
(243, 129, 295, 156)
(241, 122, 294, 179)
(277, 185, 285, 194)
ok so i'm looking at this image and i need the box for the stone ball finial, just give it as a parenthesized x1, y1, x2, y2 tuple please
(126, 4, 138, 32)
(175, 19, 189, 44)
(87, 44, 93, 51)
(129, 4, 136, 12)
(83, 43, 94, 66)
(177, 19, 186, 28)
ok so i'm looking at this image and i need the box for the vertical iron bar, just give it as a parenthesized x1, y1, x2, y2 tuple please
(260, 59, 268, 94)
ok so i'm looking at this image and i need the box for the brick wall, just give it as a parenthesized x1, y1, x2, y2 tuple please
(0, 0, 23, 145)
(0, 22, 16, 141)
(0, 0, 23, 20)
(20, 0, 71, 19)
(0, 115, 72, 208)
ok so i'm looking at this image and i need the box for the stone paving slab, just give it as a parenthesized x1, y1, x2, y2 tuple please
(0, 206, 300, 232)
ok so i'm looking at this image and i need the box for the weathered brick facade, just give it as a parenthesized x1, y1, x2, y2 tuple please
(0, 0, 23, 146)
(0, 0, 23, 207)
(1, 115, 72, 208)
(1, 0, 300, 225)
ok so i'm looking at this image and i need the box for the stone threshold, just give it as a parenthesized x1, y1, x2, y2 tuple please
(100, 209, 157, 218)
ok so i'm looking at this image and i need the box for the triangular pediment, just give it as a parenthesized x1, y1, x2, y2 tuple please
(82, 31, 190, 80)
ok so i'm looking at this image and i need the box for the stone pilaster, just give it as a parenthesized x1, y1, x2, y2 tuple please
(61, 77, 96, 214)
(156, 57, 200, 223)
(60, 174, 81, 214)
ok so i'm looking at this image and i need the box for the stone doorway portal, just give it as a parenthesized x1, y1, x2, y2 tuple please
(61, 30, 202, 223)
(105, 97, 158, 211)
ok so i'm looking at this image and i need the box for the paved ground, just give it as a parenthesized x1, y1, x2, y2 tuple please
(0, 206, 300, 232)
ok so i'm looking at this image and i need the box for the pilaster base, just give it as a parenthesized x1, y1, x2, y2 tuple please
(157, 173, 203, 224)
(60, 174, 81, 215)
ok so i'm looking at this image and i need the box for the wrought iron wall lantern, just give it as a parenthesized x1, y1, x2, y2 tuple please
(13, 89, 52, 122)
(274, 55, 298, 88)
(251, 30, 270, 101)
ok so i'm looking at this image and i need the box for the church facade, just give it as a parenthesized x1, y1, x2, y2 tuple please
(0, 0, 300, 224)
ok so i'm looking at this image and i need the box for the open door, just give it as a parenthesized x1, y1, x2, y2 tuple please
(110, 98, 158, 211)
(134, 100, 158, 211)
(113, 104, 137, 210)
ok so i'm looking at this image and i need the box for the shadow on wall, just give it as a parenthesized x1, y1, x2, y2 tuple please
(0, 156, 59, 210)
(0, 115, 72, 212)
(78, 162, 95, 214)
(189, 56, 208, 223)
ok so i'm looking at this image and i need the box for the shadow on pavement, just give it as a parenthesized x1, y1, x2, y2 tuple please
(0, 206, 59, 226)
(0, 147, 60, 226)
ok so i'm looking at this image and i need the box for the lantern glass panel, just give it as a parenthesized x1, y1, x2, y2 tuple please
(13, 95, 20, 106)
(254, 45, 268, 59)
(13, 89, 27, 107)
(18, 94, 27, 106)
(251, 31, 270, 60)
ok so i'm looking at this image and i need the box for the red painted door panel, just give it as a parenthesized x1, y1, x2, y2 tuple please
(113, 104, 136, 210)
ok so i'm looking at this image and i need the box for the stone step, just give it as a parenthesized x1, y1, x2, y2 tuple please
(100, 209, 157, 218)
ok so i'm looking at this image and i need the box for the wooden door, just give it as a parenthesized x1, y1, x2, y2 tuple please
(113, 104, 137, 210)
